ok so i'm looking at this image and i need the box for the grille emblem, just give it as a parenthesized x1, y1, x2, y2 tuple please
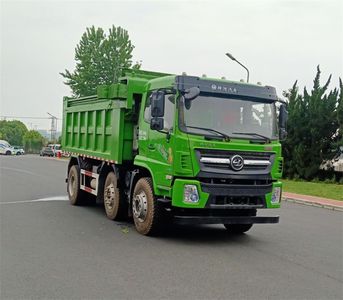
(231, 155, 244, 171)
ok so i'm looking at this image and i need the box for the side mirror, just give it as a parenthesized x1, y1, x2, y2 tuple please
(279, 128, 287, 141)
(279, 104, 288, 140)
(184, 87, 200, 101)
(151, 91, 165, 117)
(150, 117, 164, 131)
(183, 87, 200, 110)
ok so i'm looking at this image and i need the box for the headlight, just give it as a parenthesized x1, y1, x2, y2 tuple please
(271, 187, 282, 204)
(183, 185, 200, 204)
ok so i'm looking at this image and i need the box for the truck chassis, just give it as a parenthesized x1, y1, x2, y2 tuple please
(66, 154, 279, 236)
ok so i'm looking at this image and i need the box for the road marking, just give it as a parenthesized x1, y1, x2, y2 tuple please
(0, 166, 42, 177)
(1, 196, 69, 205)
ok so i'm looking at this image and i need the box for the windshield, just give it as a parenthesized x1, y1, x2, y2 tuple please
(179, 94, 278, 140)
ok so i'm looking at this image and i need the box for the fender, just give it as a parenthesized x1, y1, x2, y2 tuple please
(133, 157, 159, 194)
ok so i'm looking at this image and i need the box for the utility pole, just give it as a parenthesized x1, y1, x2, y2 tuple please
(47, 112, 57, 142)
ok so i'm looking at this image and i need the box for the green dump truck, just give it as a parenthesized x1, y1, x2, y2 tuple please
(62, 69, 287, 235)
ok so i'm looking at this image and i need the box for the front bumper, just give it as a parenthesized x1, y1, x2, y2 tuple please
(174, 215, 279, 225)
(172, 179, 282, 209)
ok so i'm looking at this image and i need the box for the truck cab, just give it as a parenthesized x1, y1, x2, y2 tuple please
(134, 74, 285, 228)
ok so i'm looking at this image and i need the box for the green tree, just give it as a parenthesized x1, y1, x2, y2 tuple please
(0, 120, 28, 145)
(336, 78, 343, 146)
(23, 130, 45, 153)
(283, 66, 341, 179)
(61, 25, 141, 97)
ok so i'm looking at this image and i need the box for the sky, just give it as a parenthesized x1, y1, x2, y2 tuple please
(1, 0, 342, 131)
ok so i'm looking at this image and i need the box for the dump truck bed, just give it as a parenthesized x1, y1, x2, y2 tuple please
(62, 69, 175, 163)
(62, 86, 134, 163)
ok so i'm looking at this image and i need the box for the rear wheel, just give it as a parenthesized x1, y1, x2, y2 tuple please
(67, 165, 88, 205)
(132, 177, 165, 236)
(6, 150, 11, 155)
(103, 172, 127, 220)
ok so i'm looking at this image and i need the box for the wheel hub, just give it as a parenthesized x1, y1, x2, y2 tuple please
(133, 191, 148, 222)
(104, 183, 115, 211)
(68, 174, 75, 197)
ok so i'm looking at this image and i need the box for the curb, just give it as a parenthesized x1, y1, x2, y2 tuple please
(283, 197, 343, 212)
(45, 157, 69, 163)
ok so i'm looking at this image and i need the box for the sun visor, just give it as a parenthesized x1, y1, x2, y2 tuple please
(175, 76, 278, 102)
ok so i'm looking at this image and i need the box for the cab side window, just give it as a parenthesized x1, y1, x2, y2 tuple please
(163, 94, 175, 130)
(143, 94, 151, 122)
(144, 93, 175, 131)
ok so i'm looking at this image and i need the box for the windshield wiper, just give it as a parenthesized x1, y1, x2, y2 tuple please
(232, 132, 271, 143)
(186, 126, 230, 141)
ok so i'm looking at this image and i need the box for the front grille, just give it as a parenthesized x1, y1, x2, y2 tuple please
(200, 177, 272, 185)
(200, 182, 272, 196)
(207, 195, 265, 209)
(197, 149, 274, 174)
(199, 149, 271, 159)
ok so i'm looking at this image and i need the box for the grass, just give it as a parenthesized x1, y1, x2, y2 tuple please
(282, 179, 343, 201)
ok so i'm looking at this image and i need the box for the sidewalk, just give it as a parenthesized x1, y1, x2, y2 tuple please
(283, 192, 343, 211)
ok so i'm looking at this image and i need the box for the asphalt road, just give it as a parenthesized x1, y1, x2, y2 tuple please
(1, 155, 342, 300)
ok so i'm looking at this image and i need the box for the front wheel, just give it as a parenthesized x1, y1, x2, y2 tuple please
(223, 223, 253, 234)
(224, 209, 256, 234)
(132, 177, 165, 236)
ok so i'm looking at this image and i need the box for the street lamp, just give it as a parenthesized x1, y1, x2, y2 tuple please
(225, 52, 250, 83)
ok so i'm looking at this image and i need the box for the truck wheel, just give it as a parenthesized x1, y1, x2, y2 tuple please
(132, 177, 164, 236)
(6, 150, 11, 155)
(67, 165, 87, 205)
(224, 209, 256, 234)
(224, 223, 253, 234)
(103, 172, 127, 220)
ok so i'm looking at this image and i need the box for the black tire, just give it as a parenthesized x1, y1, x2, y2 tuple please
(6, 150, 11, 155)
(67, 165, 88, 206)
(103, 172, 127, 220)
(224, 223, 253, 234)
(224, 209, 256, 234)
(132, 177, 164, 236)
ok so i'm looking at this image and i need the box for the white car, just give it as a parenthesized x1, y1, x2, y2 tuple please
(0, 140, 20, 155)
(13, 146, 25, 155)
(0, 144, 16, 155)
(48, 143, 62, 157)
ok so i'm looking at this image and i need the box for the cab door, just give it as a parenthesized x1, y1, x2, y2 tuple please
(145, 92, 175, 188)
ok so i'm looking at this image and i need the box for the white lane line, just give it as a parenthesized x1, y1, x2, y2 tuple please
(0, 166, 44, 177)
(1, 196, 69, 205)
